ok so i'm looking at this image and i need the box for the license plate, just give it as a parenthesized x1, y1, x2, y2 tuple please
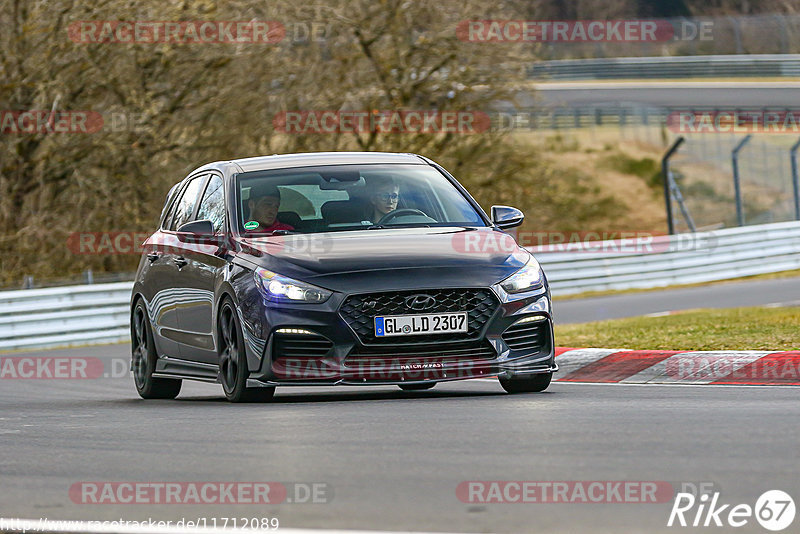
(375, 312, 468, 337)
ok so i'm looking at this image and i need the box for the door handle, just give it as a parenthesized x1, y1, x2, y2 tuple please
(146, 252, 161, 262)
(173, 256, 188, 268)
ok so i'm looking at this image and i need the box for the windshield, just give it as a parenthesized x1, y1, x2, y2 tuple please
(235, 164, 487, 234)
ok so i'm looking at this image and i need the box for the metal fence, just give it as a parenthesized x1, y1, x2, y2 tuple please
(666, 134, 800, 232)
(1, 221, 798, 351)
(491, 104, 800, 231)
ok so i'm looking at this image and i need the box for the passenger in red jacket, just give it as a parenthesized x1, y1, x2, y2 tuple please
(244, 183, 294, 234)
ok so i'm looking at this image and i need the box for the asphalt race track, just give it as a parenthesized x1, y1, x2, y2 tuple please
(553, 276, 800, 324)
(1, 344, 799, 533)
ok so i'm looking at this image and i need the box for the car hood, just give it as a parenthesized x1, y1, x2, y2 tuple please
(236, 227, 530, 293)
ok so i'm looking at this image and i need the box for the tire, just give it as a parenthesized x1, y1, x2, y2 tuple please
(218, 298, 276, 403)
(499, 372, 552, 394)
(398, 383, 436, 391)
(131, 300, 182, 399)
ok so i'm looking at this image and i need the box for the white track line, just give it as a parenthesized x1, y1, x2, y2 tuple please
(551, 381, 800, 389)
(0, 518, 452, 534)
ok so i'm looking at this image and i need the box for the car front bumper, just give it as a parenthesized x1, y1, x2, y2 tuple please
(239, 283, 556, 386)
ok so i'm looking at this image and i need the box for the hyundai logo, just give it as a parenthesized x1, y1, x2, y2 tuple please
(405, 294, 436, 311)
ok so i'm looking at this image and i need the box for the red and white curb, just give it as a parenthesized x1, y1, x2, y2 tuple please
(554, 348, 800, 385)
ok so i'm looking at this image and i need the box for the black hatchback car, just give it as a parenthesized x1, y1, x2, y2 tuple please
(131, 152, 556, 402)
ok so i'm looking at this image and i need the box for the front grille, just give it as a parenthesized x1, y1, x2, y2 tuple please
(339, 288, 500, 345)
(501, 319, 549, 352)
(345, 339, 497, 368)
(272, 332, 333, 359)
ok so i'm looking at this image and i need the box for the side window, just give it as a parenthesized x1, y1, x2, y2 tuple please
(160, 183, 182, 230)
(170, 175, 207, 231)
(196, 175, 225, 233)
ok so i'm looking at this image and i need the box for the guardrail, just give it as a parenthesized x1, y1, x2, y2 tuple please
(0, 220, 799, 351)
(529, 54, 800, 80)
(535, 220, 800, 294)
(0, 282, 132, 351)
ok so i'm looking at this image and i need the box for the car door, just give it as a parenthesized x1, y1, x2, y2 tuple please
(151, 173, 208, 361)
(140, 183, 186, 360)
(173, 173, 229, 364)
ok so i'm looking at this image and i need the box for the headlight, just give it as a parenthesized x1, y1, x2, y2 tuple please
(499, 256, 544, 293)
(254, 268, 332, 303)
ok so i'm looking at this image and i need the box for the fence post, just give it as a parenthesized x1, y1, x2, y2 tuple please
(732, 135, 752, 227)
(661, 136, 685, 235)
(775, 14, 789, 54)
(728, 16, 744, 54)
(791, 137, 800, 221)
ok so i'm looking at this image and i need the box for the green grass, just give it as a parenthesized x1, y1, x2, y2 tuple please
(601, 152, 661, 188)
(555, 307, 800, 351)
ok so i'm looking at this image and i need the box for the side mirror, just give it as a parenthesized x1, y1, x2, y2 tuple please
(491, 205, 524, 229)
(176, 219, 216, 243)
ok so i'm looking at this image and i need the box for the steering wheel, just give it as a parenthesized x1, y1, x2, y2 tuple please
(377, 209, 429, 225)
